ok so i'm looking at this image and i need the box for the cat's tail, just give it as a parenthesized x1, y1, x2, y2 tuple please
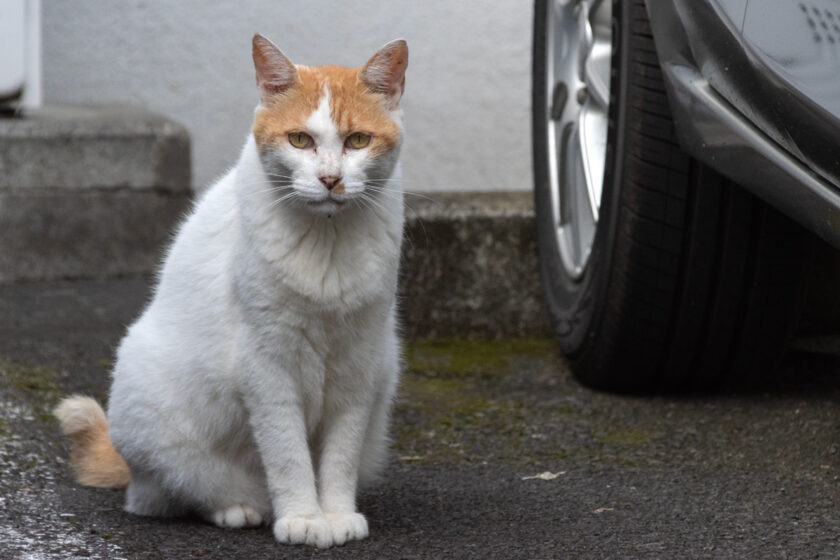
(53, 395, 130, 489)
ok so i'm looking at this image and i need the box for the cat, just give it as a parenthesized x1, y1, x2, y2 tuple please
(53, 33, 408, 549)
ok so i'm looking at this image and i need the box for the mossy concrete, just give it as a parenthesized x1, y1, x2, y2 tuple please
(1, 360, 60, 400)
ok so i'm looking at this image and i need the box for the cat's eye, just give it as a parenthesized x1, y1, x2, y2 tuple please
(288, 132, 313, 149)
(346, 133, 371, 150)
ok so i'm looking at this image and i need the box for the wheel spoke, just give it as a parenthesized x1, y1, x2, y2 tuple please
(543, 0, 613, 280)
(584, 41, 611, 110)
(558, 124, 597, 278)
(577, 98, 609, 217)
(550, 1, 573, 75)
(576, 3, 594, 82)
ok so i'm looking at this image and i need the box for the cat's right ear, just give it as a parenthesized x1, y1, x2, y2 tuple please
(252, 33, 298, 104)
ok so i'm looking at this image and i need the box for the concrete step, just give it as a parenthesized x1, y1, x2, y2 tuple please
(0, 106, 192, 282)
(399, 192, 548, 338)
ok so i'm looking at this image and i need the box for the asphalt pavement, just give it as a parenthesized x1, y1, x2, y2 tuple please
(1, 277, 839, 559)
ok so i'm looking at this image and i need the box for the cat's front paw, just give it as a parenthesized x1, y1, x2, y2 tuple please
(273, 514, 333, 548)
(325, 512, 369, 545)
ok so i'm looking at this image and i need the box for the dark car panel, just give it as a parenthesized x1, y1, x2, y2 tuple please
(645, 0, 840, 249)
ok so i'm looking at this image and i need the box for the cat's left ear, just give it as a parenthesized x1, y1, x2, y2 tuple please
(360, 39, 408, 110)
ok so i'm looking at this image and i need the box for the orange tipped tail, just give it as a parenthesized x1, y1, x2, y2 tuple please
(54, 395, 130, 488)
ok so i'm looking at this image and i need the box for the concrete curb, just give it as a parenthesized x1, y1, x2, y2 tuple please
(0, 106, 192, 283)
(0, 106, 190, 192)
(399, 192, 550, 338)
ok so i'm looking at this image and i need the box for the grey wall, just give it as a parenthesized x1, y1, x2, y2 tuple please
(43, 1, 533, 193)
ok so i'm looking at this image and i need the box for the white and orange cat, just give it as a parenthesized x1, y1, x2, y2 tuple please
(54, 34, 408, 549)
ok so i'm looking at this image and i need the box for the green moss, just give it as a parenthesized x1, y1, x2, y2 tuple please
(405, 338, 556, 376)
(0, 359, 61, 408)
(392, 338, 572, 465)
(395, 366, 537, 463)
(96, 358, 113, 370)
(403, 375, 463, 395)
(393, 338, 664, 470)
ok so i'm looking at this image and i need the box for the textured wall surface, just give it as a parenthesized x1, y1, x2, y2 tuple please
(43, 1, 533, 192)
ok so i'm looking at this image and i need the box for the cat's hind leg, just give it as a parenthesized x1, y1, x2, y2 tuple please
(125, 470, 186, 518)
(210, 504, 264, 529)
(114, 395, 272, 527)
(155, 448, 272, 528)
(120, 435, 270, 526)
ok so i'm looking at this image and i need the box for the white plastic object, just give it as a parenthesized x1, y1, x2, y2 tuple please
(0, 0, 41, 107)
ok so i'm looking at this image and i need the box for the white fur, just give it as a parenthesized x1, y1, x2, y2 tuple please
(106, 89, 404, 548)
(54, 395, 106, 435)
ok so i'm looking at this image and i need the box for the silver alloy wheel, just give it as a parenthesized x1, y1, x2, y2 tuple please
(545, 0, 613, 279)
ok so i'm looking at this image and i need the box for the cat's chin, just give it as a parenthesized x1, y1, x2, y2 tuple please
(304, 198, 345, 216)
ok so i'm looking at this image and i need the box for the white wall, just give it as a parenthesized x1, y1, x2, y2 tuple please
(43, 1, 533, 193)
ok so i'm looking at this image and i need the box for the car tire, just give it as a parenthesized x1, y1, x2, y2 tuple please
(532, 0, 812, 391)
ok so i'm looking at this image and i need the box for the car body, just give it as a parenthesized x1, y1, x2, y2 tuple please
(532, 0, 840, 390)
(647, 0, 840, 249)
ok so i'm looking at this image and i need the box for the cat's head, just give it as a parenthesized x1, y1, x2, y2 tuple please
(250, 34, 408, 215)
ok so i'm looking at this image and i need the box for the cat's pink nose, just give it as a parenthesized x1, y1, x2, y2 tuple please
(319, 175, 342, 190)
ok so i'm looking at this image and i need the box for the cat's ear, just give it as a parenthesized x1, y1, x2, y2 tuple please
(252, 33, 298, 104)
(360, 39, 408, 110)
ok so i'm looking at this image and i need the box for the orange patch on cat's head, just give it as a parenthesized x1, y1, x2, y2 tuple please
(253, 65, 401, 157)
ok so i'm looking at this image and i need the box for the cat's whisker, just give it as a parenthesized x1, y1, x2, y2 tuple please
(243, 184, 293, 193)
(372, 188, 437, 203)
(236, 176, 296, 187)
(362, 187, 399, 199)
(359, 193, 419, 251)
(363, 183, 433, 199)
(357, 193, 395, 222)
(362, 193, 389, 214)
(362, 184, 404, 194)
(238, 174, 294, 183)
(361, 188, 423, 217)
(240, 190, 294, 202)
(353, 195, 375, 215)
(363, 187, 423, 208)
(239, 171, 294, 178)
(267, 191, 301, 210)
(235, 179, 293, 189)
(403, 192, 436, 202)
(364, 176, 417, 183)
(240, 169, 295, 178)
(256, 187, 295, 197)
(363, 189, 430, 246)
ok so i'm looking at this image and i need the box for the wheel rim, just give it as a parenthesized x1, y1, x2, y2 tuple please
(545, 0, 613, 280)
